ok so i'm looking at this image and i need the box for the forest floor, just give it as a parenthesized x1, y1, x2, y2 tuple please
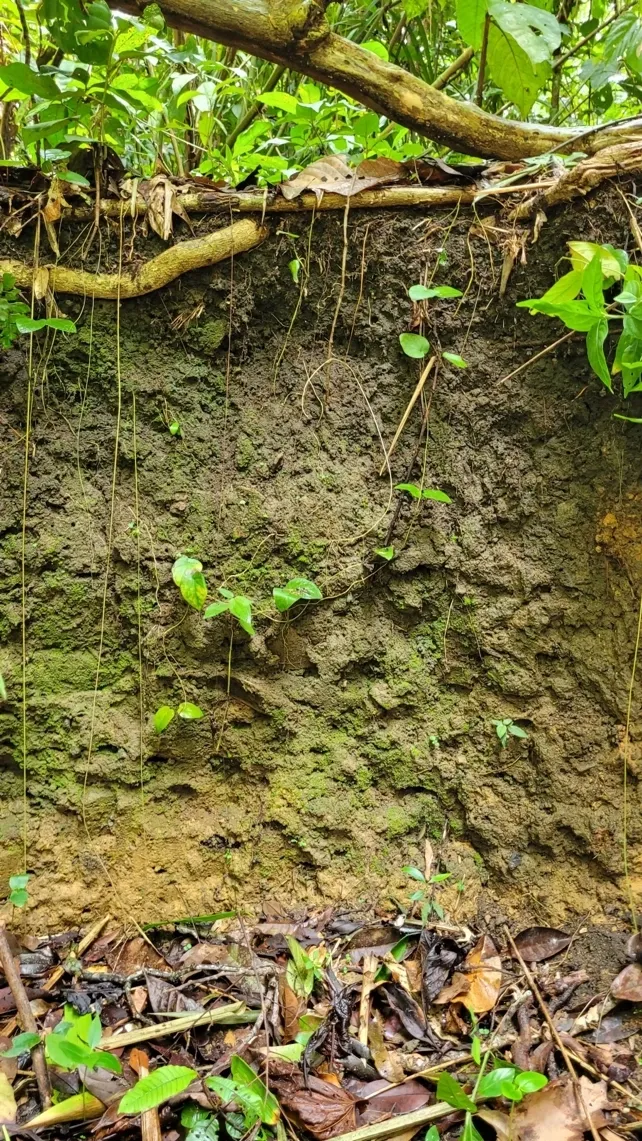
(1, 894, 642, 1140)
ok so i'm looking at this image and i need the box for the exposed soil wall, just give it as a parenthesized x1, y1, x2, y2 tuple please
(1, 188, 642, 930)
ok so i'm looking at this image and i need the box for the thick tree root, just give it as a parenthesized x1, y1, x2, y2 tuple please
(510, 141, 642, 220)
(0, 217, 267, 298)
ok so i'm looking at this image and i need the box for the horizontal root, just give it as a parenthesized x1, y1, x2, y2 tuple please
(0, 217, 268, 298)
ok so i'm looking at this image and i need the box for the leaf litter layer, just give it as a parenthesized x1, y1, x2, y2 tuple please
(0, 904, 641, 1140)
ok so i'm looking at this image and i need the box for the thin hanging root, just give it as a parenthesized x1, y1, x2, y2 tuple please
(0, 218, 268, 299)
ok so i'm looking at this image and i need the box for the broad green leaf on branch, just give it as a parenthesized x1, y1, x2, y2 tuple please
(436, 1072, 477, 1112)
(487, 24, 550, 115)
(399, 333, 430, 358)
(153, 705, 175, 733)
(119, 1066, 197, 1114)
(487, 0, 562, 63)
(0, 63, 60, 98)
(586, 318, 612, 390)
(568, 241, 626, 279)
(273, 577, 323, 612)
(15, 317, 76, 334)
(456, 0, 488, 49)
(172, 556, 207, 610)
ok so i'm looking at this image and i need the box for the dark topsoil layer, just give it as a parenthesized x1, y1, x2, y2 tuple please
(1, 184, 642, 932)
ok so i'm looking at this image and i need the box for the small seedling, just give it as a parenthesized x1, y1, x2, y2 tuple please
(153, 702, 204, 733)
(443, 351, 468, 368)
(204, 589, 255, 635)
(402, 865, 451, 924)
(8, 874, 30, 908)
(286, 936, 328, 998)
(492, 718, 529, 748)
(374, 545, 395, 561)
(288, 258, 301, 284)
(273, 576, 322, 612)
(45, 1005, 122, 1074)
(396, 482, 452, 503)
(168, 419, 182, 437)
(0, 273, 76, 348)
(408, 283, 462, 301)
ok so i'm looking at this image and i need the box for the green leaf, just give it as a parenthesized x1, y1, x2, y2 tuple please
(487, 25, 550, 116)
(14, 317, 77, 334)
(172, 555, 207, 610)
(119, 1066, 197, 1114)
(422, 488, 452, 503)
(507, 722, 529, 739)
(402, 865, 426, 881)
(0, 62, 60, 99)
(45, 1034, 93, 1070)
(169, 420, 181, 436)
(257, 91, 298, 115)
(153, 706, 175, 733)
(409, 284, 462, 300)
(471, 1035, 482, 1065)
(0, 1031, 40, 1057)
(568, 241, 624, 280)
(477, 1066, 519, 1099)
(56, 169, 91, 186)
(443, 352, 468, 368)
(374, 545, 395, 561)
(582, 253, 605, 312)
(399, 332, 430, 358)
(0, 673, 6, 702)
(228, 595, 255, 636)
(436, 1072, 477, 1113)
(456, 0, 488, 49)
(538, 270, 584, 304)
(177, 702, 204, 720)
(288, 258, 300, 284)
(425, 1130, 440, 1141)
(515, 1071, 548, 1093)
(181, 1105, 220, 1141)
(395, 482, 423, 498)
(487, 0, 561, 62)
(273, 577, 323, 613)
(203, 601, 230, 619)
(9, 874, 29, 890)
(361, 40, 390, 60)
(586, 318, 612, 390)
(517, 298, 603, 332)
(230, 1056, 280, 1125)
(90, 1049, 123, 1073)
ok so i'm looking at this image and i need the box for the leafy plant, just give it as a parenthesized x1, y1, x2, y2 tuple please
(273, 577, 323, 612)
(119, 1064, 196, 1113)
(517, 242, 642, 399)
(45, 1006, 122, 1074)
(409, 284, 462, 301)
(400, 332, 430, 359)
(285, 936, 328, 998)
(403, 865, 451, 923)
(396, 483, 452, 503)
(204, 589, 255, 635)
(374, 545, 395, 561)
(181, 1105, 220, 1141)
(437, 1054, 548, 1141)
(172, 556, 207, 610)
(206, 1054, 280, 1133)
(153, 702, 204, 733)
(8, 874, 30, 908)
(492, 718, 529, 748)
(0, 273, 76, 349)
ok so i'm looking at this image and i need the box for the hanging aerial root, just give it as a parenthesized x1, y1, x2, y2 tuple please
(0, 217, 268, 299)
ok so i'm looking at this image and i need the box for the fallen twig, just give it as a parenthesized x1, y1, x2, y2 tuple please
(379, 357, 436, 476)
(99, 1001, 258, 1050)
(0, 922, 51, 1107)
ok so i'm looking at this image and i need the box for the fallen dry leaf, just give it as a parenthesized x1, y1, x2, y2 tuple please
(384, 984, 426, 1039)
(611, 962, 642, 1001)
(0, 1037, 17, 1083)
(106, 936, 166, 973)
(280, 156, 404, 201)
(476, 1108, 511, 1138)
(180, 942, 230, 966)
(419, 928, 460, 1004)
(270, 1064, 357, 1140)
(514, 926, 572, 962)
(355, 1079, 432, 1126)
(0, 1072, 16, 1124)
(145, 973, 202, 1013)
(513, 1075, 607, 1141)
(368, 1012, 404, 1084)
(281, 977, 306, 1043)
(435, 935, 501, 1014)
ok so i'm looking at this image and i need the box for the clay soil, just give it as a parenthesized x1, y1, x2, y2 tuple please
(1, 186, 642, 932)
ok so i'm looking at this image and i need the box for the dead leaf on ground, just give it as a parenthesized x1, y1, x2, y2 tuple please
(145, 972, 202, 1013)
(281, 977, 305, 1043)
(353, 1079, 433, 1126)
(611, 962, 642, 1001)
(280, 156, 405, 201)
(384, 984, 426, 1039)
(0, 1072, 16, 1124)
(368, 1012, 404, 1084)
(418, 928, 460, 1004)
(435, 935, 501, 1014)
(180, 942, 229, 967)
(0, 1038, 17, 1083)
(105, 936, 166, 974)
(476, 1108, 511, 1138)
(513, 1075, 607, 1140)
(514, 926, 572, 962)
(270, 1062, 357, 1139)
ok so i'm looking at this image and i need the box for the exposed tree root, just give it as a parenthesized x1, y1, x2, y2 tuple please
(510, 140, 642, 220)
(0, 217, 267, 298)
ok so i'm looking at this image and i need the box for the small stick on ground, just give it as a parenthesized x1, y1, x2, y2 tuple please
(137, 1051, 163, 1141)
(379, 357, 436, 475)
(496, 330, 575, 385)
(0, 922, 51, 1107)
(358, 954, 378, 1046)
(504, 926, 601, 1141)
